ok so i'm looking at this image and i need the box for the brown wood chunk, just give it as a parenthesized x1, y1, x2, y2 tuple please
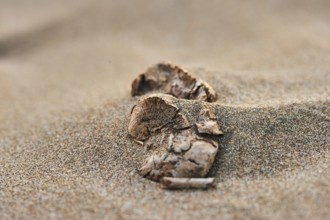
(196, 108, 223, 135)
(129, 69, 223, 186)
(131, 63, 217, 102)
(128, 95, 189, 141)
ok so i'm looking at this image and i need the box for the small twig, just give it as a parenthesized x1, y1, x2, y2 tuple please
(133, 139, 144, 145)
(160, 177, 216, 190)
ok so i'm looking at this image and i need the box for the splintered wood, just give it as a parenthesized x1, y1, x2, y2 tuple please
(196, 109, 223, 135)
(129, 63, 223, 190)
(131, 63, 217, 102)
(161, 177, 216, 189)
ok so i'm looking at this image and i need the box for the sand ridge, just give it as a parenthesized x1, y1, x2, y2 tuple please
(0, 76, 329, 219)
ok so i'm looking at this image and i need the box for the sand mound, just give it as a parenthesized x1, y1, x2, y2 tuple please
(1, 67, 329, 219)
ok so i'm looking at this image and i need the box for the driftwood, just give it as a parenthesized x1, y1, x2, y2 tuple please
(131, 63, 217, 102)
(161, 177, 216, 189)
(128, 63, 223, 189)
(128, 94, 221, 182)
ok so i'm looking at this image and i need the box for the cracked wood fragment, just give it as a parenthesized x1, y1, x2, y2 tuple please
(139, 139, 218, 181)
(161, 177, 216, 190)
(167, 130, 193, 153)
(128, 94, 220, 182)
(131, 63, 217, 102)
(129, 64, 223, 187)
(196, 108, 223, 135)
(128, 95, 190, 141)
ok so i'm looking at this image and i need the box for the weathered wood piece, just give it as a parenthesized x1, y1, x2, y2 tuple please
(128, 94, 220, 182)
(161, 177, 216, 189)
(131, 63, 217, 102)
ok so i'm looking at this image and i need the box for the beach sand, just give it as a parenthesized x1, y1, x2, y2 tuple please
(0, 1, 329, 219)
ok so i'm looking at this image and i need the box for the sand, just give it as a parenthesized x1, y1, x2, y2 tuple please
(0, 0, 329, 219)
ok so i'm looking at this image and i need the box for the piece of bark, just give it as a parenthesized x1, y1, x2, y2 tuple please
(128, 93, 222, 183)
(139, 139, 218, 181)
(131, 63, 217, 102)
(128, 95, 190, 141)
(196, 108, 223, 135)
(177, 140, 218, 177)
(160, 177, 216, 189)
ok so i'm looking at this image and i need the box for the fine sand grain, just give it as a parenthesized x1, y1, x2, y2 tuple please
(0, 1, 329, 219)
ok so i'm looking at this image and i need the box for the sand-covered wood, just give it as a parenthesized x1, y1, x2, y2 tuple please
(128, 94, 220, 182)
(128, 95, 190, 141)
(131, 63, 217, 102)
(196, 108, 223, 135)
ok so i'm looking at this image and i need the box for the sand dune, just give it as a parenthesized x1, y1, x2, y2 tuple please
(1, 68, 328, 219)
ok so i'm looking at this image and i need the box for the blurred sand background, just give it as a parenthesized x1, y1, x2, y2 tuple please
(0, 0, 329, 219)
